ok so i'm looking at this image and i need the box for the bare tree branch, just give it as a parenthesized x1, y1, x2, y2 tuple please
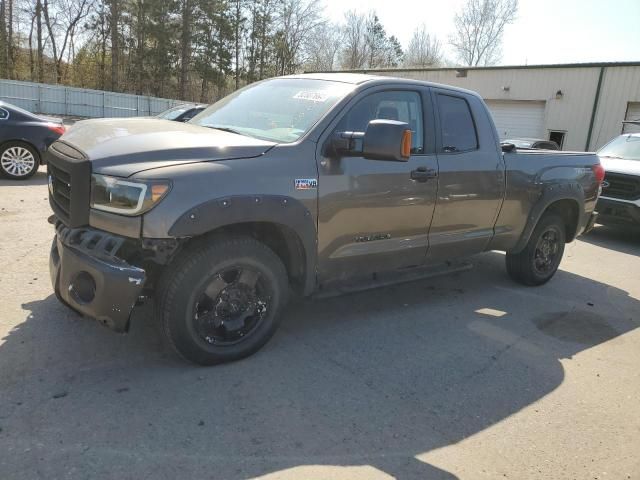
(450, 0, 518, 66)
(404, 24, 443, 68)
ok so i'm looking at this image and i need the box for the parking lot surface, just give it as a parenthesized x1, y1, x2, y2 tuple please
(1, 168, 639, 480)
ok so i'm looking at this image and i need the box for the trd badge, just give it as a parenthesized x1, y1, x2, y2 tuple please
(295, 178, 318, 190)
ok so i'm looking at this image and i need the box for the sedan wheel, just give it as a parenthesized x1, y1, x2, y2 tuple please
(0, 144, 38, 179)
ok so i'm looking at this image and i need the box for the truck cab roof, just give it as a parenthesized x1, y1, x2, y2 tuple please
(284, 72, 483, 98)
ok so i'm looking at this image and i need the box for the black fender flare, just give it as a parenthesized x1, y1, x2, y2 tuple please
(510, 182, 585, 254)
(168, 195, 317, 295)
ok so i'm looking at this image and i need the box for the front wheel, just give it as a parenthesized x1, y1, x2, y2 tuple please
(156, 236, 289, 365)
(506, 213, 566, 286)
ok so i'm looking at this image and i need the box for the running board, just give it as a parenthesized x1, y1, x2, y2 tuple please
(313, 260, 473, 299)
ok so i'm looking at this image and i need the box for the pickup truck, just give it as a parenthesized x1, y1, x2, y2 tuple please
(47, 73, 603, 365)
(594, 131, 640, 227)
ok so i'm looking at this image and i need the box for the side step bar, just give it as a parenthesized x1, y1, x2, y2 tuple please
(313, 260, 473, 299)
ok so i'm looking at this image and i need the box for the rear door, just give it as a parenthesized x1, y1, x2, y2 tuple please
(426, 89, 505, 261)
(316, 86, 439, 283)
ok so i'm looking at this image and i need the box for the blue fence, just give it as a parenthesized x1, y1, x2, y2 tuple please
(0, 79, 187, 118)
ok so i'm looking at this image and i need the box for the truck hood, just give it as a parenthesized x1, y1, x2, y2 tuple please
(60, 118, 276, 177)
(599, 156, 640, 176)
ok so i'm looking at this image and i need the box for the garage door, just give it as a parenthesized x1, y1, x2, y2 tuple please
(486, 100, 546, 140)
(623, 102, 640, 134)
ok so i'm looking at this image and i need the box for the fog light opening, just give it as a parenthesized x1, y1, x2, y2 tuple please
(69, 271, 96, 305)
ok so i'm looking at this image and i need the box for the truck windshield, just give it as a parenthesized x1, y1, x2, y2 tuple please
(598, 134, 640, 161)
(191, 78, 354, 143)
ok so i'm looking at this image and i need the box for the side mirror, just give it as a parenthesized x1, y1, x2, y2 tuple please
(330, 119, 412, 162)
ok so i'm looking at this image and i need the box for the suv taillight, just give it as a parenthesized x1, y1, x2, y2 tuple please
(592, 163, 605, 184)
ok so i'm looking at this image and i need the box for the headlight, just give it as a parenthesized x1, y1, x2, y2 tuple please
(91, 174, 171, 216)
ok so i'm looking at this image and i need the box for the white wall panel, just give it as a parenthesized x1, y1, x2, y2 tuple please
(485, 100, 546, 139)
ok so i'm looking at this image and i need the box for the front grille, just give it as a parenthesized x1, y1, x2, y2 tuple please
(47, 141, 91, 227)
(48, 162, 72, 218)
(602, 172, 640, 201)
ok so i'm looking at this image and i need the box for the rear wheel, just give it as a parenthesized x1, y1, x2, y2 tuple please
(506, 213, 566, 286)
(0, 142, 40, 179)
(156, 235, 289, 365)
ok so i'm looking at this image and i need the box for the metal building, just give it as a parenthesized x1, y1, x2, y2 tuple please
(352, 62, 640, 151)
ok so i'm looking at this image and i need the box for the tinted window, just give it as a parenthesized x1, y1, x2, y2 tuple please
(0, 108, 8, 120)
(182, 108, 204, 121)
(1, 103, 36, 119)
(336, 91, 424, 153)
(437, 94, 478, 152)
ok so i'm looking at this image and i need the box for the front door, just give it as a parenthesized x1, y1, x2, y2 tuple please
(316, 87, 439, 283)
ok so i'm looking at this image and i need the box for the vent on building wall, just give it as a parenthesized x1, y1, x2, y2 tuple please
(456, 69, 468, 78)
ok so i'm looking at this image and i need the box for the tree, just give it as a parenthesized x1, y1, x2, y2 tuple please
(178, 0, 192, 98)
(0, 1, 8, 75)
(364, 12, 386, 68)
(340, 10, 367, 69)
(304, 22, 341, 71)
(129, 0, 148, 95)
(36, 0, 44, 81)
(145, 0, 178, 98)
(273, 0, 323, 76)
(340, 10, 400, 70)
(193, 0, 233, 101)
(0, 0, 15, 78)
(84, 0, 109, 88)
(381, 34, 402, 68)
(230, 0, 244, 89)
(107, 0, 119, 90)
(42, 0, 91, 84)
(404, 24, 443, 68)
(449, 0, 518, 66)
(2, 0, 420, 100)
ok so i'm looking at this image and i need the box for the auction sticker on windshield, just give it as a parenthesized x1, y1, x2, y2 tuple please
(293, 91, 330, 102)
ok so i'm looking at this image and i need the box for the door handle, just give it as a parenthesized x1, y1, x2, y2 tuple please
(410, 167, 437, 182)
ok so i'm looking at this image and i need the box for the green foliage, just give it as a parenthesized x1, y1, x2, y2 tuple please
(3, 1, 425, 101)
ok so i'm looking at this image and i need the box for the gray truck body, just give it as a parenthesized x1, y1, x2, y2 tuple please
(47, 73, 600, 335)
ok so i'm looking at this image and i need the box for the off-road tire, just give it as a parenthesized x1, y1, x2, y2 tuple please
(506, 213, 566, 286)
(156, 235, 289, 365)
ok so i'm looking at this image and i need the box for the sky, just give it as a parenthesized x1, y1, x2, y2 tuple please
(324, 0, 640, 66)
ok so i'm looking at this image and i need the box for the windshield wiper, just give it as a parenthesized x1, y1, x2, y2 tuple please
(203, 125, 246, 136)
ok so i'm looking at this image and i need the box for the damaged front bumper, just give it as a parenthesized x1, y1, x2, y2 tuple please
(49, 223, 146, 332)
